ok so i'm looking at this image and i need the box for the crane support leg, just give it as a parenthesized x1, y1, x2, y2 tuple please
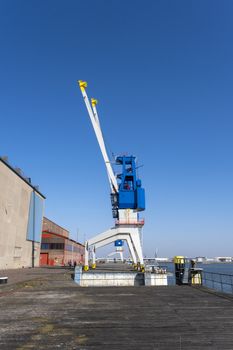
(83, 227, 144, 271)
(94, 233, 138, 264)
(84, 242, 89, 270)
(92, 248, 96, 269)
(108, 250, 124, 262)
(129, 229, 145, 271)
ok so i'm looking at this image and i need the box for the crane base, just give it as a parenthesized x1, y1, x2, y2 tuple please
(75, 266, 167, 287)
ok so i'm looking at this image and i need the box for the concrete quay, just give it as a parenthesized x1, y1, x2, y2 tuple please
(0, 267, 233, 349)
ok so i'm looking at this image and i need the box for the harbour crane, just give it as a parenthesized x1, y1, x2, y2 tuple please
(78, 81, 145, 271)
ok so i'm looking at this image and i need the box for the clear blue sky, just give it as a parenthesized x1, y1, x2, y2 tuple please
(1, 1, 233, 258)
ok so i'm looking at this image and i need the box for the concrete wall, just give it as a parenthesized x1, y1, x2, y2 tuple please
(144, 272, 168, 286)
(75, 269, 145, 287)
(74, 267, 168, 287)
(0, 161, 44, 269)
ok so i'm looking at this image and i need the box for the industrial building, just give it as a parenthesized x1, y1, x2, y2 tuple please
(40, 217, 84, 266)
(0, 157, 45, 269)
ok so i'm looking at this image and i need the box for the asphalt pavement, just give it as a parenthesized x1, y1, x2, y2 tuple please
(1, 266, 233, 349)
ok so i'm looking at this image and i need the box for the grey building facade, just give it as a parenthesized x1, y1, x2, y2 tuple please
(0, 157, 45, 269)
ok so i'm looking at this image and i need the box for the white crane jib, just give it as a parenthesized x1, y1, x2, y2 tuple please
(78, 80, 118, 194)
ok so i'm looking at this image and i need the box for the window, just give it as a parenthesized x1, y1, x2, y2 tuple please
(50, 243, 64, 250)
(41, 243, 64, 250)
(41, 243, 49, 250)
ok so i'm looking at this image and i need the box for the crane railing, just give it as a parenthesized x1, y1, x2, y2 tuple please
(115, 219, 145, 226)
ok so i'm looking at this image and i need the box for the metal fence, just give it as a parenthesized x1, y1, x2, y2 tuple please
(202, 271, 233, 294)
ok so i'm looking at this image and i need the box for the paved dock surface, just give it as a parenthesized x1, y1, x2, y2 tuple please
(1, 267, 233, 349)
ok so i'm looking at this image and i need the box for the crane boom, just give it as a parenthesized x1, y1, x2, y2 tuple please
(78, 80, 118, 193)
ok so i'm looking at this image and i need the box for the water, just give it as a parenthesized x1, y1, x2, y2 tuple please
(200, 262, 233, 274)
(159, 262, 233, 293)
(160, 261, 233, 274)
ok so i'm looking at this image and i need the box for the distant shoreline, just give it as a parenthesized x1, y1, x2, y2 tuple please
(201, 261, 233, 264)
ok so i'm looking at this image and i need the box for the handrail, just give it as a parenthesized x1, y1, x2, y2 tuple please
(203, 271, 233, 277)
(202, 271, 233, 294)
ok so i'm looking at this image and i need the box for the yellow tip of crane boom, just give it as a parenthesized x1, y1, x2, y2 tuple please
(91, 98, 98, 106)
(78, 80, 87, 91)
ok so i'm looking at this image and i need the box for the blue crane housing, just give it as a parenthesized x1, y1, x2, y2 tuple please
(111, 155, 145, 218)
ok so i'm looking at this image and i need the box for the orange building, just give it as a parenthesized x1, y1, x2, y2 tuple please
(40, 217, 84, 266)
